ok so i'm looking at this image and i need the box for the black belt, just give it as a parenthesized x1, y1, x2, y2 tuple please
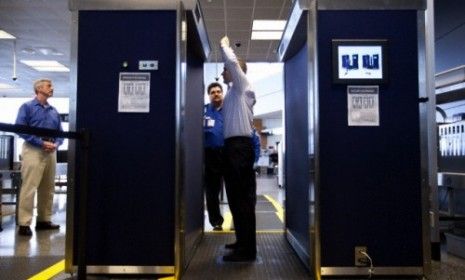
(225, 136, 252, 144)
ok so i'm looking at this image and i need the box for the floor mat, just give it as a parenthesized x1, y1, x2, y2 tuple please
(183, 232, 310, 280)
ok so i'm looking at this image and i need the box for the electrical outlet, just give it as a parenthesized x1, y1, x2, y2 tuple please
(355, 246, 368, 266)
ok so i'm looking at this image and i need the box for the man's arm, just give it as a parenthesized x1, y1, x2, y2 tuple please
(54, 108, 64, 147)
(220, 36, 250, 93)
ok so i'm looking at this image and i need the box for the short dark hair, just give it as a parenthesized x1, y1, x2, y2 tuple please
(207, 82, 223, 94)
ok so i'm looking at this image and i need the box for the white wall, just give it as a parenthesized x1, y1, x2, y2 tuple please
(251, 65, 284, 117)
(0, 97, 69, 124)
(262, 118, 283, 149)
(204, 63, 284, 118)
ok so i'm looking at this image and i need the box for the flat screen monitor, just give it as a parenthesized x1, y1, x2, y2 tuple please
(332, 39, 388, 84)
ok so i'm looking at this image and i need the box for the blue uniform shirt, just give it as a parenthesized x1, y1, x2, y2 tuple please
(252, 129, 260, 162)
(15, 98, 64, 148)
(204, 103, 224, 148)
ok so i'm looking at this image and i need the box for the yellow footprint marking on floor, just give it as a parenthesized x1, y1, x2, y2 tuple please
(264, 194, 284, 222)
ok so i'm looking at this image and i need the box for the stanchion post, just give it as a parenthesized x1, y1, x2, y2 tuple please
(77, 129, 90, 280)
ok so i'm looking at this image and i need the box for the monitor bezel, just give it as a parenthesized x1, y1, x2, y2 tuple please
(332, 39, 388, 84)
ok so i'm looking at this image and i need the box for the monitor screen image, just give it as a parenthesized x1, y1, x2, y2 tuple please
(332, 39, 388, 84)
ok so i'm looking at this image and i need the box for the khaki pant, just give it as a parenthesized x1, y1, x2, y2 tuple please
(18, 142, 56, 226)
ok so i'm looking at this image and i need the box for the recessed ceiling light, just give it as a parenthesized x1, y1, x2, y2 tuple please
(20, 60, 70, 72)
(251, 31, 283, 40)
(252, 20, 286, 31)
(31, 66, 70, 72)
(0, 30, 16, 39)
(21, 47, 36, 54)
(36, 47, 64, 56)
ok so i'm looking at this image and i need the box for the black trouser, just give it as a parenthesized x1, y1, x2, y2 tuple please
(205, 147, 224, 227)
(223, 136, 256, 254)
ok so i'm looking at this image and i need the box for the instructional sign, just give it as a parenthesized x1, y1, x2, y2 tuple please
(347, 85, 379, 126)
(118, 72, 150, 113)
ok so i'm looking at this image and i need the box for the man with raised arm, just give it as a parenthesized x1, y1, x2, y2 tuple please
(220, 36, 257, 262)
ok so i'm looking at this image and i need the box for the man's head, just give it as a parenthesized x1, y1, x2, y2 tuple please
(34, 79, 54, 98)
(221, 58, 247, 84)
(207, 82, 223, 108)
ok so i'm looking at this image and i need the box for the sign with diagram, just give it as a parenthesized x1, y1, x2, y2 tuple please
(347, 85, 379, 126)
(118, 72, 150, 113)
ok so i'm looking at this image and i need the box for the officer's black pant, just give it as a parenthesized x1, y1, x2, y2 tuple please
(223, 136, 256, 254)
(205, 148, 224, 227)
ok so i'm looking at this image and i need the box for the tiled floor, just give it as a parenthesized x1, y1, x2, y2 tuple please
(0, 193, 67, 258)
(1, 176, 465, 279)
(0, 192, 67, 279)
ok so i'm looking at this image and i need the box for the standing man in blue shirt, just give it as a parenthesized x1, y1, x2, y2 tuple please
(15, 78, 63, 236)
(220, 36, 257, 262)
(204, 82, 225, 231)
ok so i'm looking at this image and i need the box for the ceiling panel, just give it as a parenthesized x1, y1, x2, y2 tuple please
(226, 20, 252, 31)
(200, 0, 223, 8)
(226, 8, 254, 21)
(205, 20, 226, 32)
(256, 0, 287, 8)
(253, 8, 283, 19)
(227, 30, 252, 39)
(0, 0, 291, 97)
(225, 0, 254, 8)
(249, 46, 273, 54)
(0, 0, 70, 97)
(249, 40, 275, 49)
(201, 0, 291, 62)
(246, 54, 274, 62)
(202, 7, 224, 20)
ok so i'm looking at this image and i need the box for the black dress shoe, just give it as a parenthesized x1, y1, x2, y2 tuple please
(35, 221, 60, 230)
(213, 225, 223, 231)
(225, 242, 239, 250)
(223, 250, 256, 262)
(18, 226, 33, 236)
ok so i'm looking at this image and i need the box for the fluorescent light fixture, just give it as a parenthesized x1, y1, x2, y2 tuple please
(252, 20, 286, 31)
(0, 30, 16, 39)
(31, 66, 70, 72)
(0, 83, 15, 89)
(251, 31, 283, 40)
(20, 60, 70, 72)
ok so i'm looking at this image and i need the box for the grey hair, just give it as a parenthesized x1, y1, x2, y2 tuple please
(33, 78, 52, 93)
